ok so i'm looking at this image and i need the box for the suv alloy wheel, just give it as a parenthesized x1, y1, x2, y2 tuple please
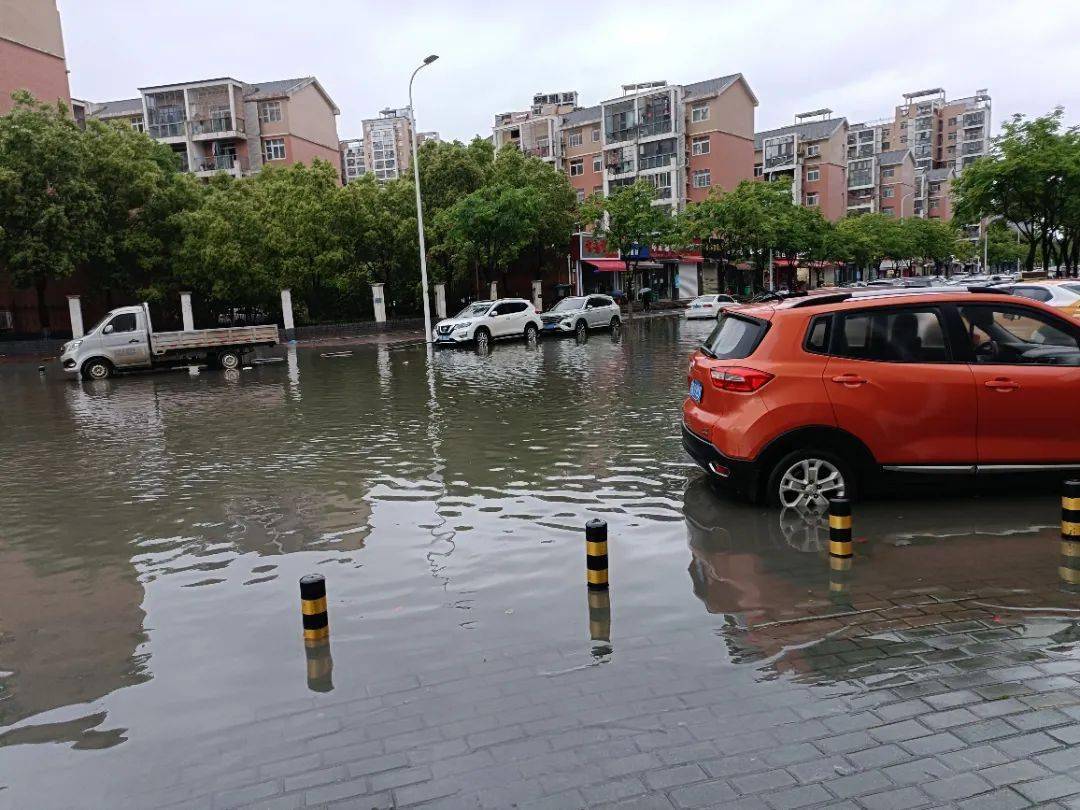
(768, 449, 853, 510)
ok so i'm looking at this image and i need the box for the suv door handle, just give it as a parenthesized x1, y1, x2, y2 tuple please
(984, 377, 1020, 391)
(127, 338, 141, 344)
(831, 374, 868, 387)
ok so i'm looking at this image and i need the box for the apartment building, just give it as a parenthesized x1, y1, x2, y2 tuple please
(550, 74, 757, 212)
(0, 0, 71, 115)
(753, 112, 848, 221)
(340, 138, 366, 183)
(845, 87, 990, 219)
(361, 110, 415, 182)
(87, 76, 342, 180)
(493, 91, 580, 167)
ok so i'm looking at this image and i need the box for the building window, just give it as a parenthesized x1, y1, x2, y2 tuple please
(754, 165, 763, 178)
(593, 185, 603, 195)
(805, 192, 819, 206)
(259, 101, 282, 124)
(691, 135, 710, 156)
(806, 144, 820, 157)
(948, 132, 957, 141)
(263, 137, 286, 162)
(568, 131, 583, 147)
(692, 169, 711, 188)
(882, 207, 894, 217)
(900, 136, 908, 144)
(592, 128, 600, 142)
(881, 141, 891, 150)
(806, 168, 820, 182)
(592, 155, 602, 173)
(691, 104, 709, 123)
(948, 117, 957, 126)
(570, 159, 584, 176)
(883, 187, 894, 198)
(130, 116, 145, 132)
(882, 167, 894, 178)
(576, 188, 586, 203)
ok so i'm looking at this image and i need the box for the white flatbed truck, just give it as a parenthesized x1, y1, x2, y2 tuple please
(60, 303, 279, 380)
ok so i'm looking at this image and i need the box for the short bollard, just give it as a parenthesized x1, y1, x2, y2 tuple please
(1059, 481, 1080, 592)
(585, 519, 609, 591)
(588, 590, 611, 643)
(300, 574, 333, 692)
(828, 499, 854, 603)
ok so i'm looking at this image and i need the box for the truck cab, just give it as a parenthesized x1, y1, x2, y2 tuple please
(61, 305, 153, 379)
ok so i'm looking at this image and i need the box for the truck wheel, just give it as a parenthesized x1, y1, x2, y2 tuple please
(81, 358, 113, 380)
(217, 350, 241, 370)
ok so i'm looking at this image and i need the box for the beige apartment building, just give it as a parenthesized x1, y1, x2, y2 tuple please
(0, 0, 71, 114)
(340, 138, 366, 183)
(754, 112, 848, 221)
(88, 76, 342, 181)
(493, 91, 580, 167)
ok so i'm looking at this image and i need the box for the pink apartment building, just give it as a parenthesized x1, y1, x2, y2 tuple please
(754, 113, 848, 221)
(0, 0, 72, 114)
(88, 76, 342, 181)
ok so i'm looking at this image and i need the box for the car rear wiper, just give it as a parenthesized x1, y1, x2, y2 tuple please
(698, 344, 718, 359)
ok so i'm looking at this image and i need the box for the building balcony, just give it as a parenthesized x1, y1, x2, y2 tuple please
(148, 122, 186, 140)
(638, 153, 674, 170)
(523, 144, 553, 159)
(605, 160, 635, 176)
(190, 116, 246, 140)
(193, 154, 246, 177)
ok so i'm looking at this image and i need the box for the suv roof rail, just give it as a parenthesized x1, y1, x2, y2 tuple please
(790, 293, 852, 308)
(967, 285, 1012, 295)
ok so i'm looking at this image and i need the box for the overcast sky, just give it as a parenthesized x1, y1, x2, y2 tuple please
(61, 0, 1080, 142)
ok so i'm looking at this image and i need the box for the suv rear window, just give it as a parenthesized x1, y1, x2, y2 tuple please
(701, 313, 768, 360)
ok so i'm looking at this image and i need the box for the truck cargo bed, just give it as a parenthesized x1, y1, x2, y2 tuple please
(151, 325, 279, 354)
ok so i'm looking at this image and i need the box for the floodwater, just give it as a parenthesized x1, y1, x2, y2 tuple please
(0, 317, 1073, 808)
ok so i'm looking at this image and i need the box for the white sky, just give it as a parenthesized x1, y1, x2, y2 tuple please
(61, 0, 1080, 142)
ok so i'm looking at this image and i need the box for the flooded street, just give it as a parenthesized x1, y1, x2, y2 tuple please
(2, 317, 1079, 810)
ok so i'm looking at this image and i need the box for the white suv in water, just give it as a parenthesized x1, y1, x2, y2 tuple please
(432, 298, 542, 349)
(539, 295, 621, 338)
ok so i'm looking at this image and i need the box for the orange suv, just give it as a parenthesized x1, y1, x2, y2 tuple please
(682, 288, 1080, 507)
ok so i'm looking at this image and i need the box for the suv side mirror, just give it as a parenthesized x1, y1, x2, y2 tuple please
(103, 324, 114, 335)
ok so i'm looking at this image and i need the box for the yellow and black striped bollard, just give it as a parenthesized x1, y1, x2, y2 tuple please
(300, 574, 333, 692)
(828, 498, 854, 605)
(586, 519, 609, 592)
(1059, 481, 1080, 593)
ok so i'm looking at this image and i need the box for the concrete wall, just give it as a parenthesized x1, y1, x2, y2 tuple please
(286, 83, 339, 150)
(0, 0, 65, 56)
(0, 35, 70, 115)
(686, 130, 754, 203)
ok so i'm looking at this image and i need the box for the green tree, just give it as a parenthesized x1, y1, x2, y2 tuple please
(953, 109, 1080, 274)
(579, 179, 667, 317)
(837, 213, 909, 278)
(0, 93, 101, 331)
(900, 217, 961, 275)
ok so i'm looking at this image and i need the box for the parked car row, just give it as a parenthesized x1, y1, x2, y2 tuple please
(432, 296, 621, 350)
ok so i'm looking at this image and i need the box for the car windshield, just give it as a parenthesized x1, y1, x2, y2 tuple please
(454, 303, 491, 318)
(693, 296, 717, 304)
(85, 313, 114, 335)
(551, 297, 585, 312)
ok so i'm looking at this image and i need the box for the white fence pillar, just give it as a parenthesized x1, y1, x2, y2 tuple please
(180, 291, 194, 332)
(434, 283, 447, 320)
(372, 283, 387, 324)
(489, 281, 498, 300)
(280, 288, 296, 341)
(531, 280, 543, 312)
(67, 295, 84, 339)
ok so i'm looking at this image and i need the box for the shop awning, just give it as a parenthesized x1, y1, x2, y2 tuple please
(583, 258, 663, 272)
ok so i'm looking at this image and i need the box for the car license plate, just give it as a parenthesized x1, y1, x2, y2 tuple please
(689, 379, 703, 402)
(543, 323, 557, 330)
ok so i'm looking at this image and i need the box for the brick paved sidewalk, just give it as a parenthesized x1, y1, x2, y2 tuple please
(111, 583, 1080, 810)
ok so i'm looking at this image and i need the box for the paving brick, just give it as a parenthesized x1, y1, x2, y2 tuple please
(875, 700, 932, 723)
(345, 753, 410, 778)
(938, 744, 1009, 771)
(656, 742, 722, 767)
(763, 743, 821, 767)
(761, 783, 833, 809)
(1049, 724, 1080, 744)
(701, 754, 771, 779)
(787, 756, 852, 784)
(954, 718, 1017, 744)
(731, 769, 796, 796)
(971, 698, 1029, 719)
(1013, 774, 1080, 803)
(979, 759, 1052, 787)
(668, 779, 738, 808)
(924, 690, 981, 710)
(883, 756, 953, 786)
(821, 769, 892, 799)
(304, 777, 371, 805)
(581, 776, 647, 804)
(283, 765, 348, 793)
(213, 780, 280, 809)
(517, 790, 586, 810)
(858, 786, 932, 810)
(900, 731, 965, 757)
(923, 772, 993, 801)
(957, 787, 1031, 810)
(597, 796, 675, 810)
(369, 766, 431, 792)
(1036, 748, 1080, 773)
(922, 707, 979, 730)
(1007, 709, 1074, 732)
(642, 765, 706, 792)
(817, 731, 875, 755)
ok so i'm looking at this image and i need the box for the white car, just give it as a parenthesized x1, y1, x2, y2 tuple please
(539, 295, 621, 337)
(432, 298, 542, 349)
(684, 294, 736, 320)
(1000, 282, 1080, 320)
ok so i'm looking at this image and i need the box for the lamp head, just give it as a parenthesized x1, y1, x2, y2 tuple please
(423, 54, 439, 65)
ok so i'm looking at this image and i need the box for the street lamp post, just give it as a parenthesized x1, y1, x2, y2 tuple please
(408, 55, 439, 344)
(899, 190, 916, 276)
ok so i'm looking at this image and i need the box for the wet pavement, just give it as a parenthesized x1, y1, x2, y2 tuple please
(1, 317, 1079, 810)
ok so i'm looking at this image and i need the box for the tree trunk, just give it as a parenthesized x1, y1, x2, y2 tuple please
(35, 276, 50, 335)
(624, 260, 634, 320)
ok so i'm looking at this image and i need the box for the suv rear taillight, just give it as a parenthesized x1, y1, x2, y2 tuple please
(709, 366, 774, 392)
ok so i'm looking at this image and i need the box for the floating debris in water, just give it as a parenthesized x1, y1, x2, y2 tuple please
(320, 351, 353, 358)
